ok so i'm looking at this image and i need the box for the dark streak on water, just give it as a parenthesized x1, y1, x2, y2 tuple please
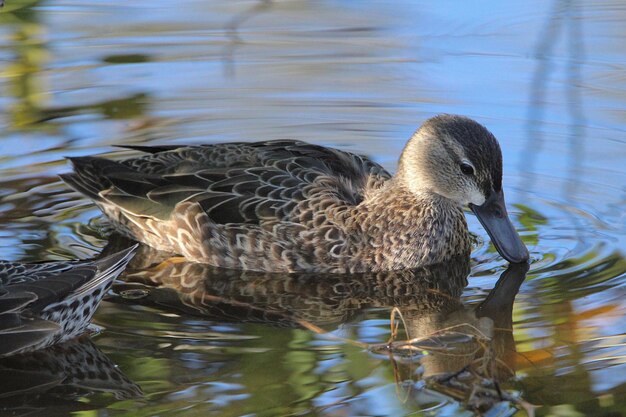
(0, 0, 625, 416)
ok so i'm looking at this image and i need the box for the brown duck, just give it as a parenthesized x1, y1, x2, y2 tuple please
(62, 115, 529, 273)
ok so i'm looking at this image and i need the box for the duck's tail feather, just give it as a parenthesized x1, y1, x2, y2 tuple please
(60, 156, 114, 201)
(73, 244, 139, 299)
(61, 156, 142, 202)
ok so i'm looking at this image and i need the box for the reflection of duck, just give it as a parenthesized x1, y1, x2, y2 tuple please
(0, 246, 136, 357)
(396, 262, 528, 381)
(0, 338, 142, 413)
(62, 115, 528, 273)
(111, 242, 527, 382)
(115, 247, 470, 327)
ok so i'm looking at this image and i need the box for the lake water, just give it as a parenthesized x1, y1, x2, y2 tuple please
(0, 0, 625, 416)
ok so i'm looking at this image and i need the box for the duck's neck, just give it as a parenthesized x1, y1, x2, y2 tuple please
(395, 132, 439, 197)
(365, 176, 449, 208)
(357, 179, 471, 269)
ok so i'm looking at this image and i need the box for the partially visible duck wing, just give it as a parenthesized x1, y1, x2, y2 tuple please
(0, 261, 74, 285)
(0, 287, 37, 314)
(0, 281, 62, 357)
(0, 261, 95, 314)
(0, 246, 136, 315)
(0, 247, 136, 357)
(0, 314, 61, 358)
(63, 140, 391, 228)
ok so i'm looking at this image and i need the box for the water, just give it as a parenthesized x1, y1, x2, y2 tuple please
(0, 0, 625, 415)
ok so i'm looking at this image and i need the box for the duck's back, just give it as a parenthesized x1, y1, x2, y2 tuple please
(62, 141, 392, 272)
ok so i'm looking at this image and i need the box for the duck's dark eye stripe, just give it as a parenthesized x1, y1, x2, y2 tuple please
(460, 163, 474, 175)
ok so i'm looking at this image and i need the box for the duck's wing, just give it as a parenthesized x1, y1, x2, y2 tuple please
(61, 140, 392, 227)
(0, 246, 137, 357)
(0, 314, 61, 358)
(0, 246, 137, 314)
(0, 261, 95, 314)
(0, 261, 75, 286)
(0, 276, 60, 358)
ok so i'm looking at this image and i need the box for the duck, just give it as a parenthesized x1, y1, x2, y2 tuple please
(0, 246, 137, 357)
(61, 115, 528, 273)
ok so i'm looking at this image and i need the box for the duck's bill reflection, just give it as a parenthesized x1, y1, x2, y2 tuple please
(469, 190, 529, 263)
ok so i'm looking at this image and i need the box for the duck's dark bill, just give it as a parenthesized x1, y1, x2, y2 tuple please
(469, 190, 529, 263)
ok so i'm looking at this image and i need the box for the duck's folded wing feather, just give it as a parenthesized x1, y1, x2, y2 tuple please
(0, 290, 38, 314)
(0, 261, 74, 285)
(5, 266, 99, 313)
(63, 140, 392, 226)
(0, 315, 61, 357)
(0, 246, 136, 314)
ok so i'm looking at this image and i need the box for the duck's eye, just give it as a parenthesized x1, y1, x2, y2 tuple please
(460, 163, 474, 176)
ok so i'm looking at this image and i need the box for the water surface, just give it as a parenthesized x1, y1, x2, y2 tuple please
(0, 0, 625, 416)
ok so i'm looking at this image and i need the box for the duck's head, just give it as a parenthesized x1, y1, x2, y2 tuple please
(398, 114, 529, 263)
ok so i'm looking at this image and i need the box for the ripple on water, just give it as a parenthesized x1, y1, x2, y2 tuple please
(0, 140, 625, 416)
